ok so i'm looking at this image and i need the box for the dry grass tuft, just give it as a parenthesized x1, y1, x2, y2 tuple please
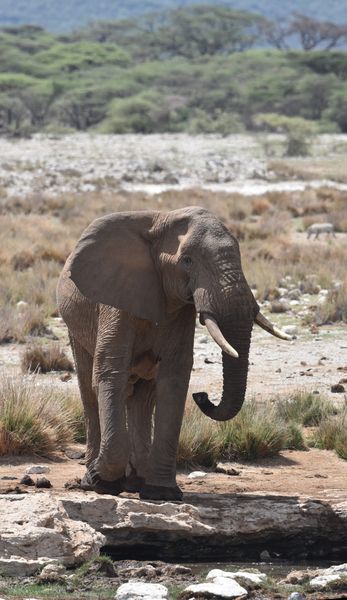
(0, 304, 48, 343)
(21, 342, 74, 373)
(311, 412, 347, 460)
(0, 374, 79, 455)
(177, 400, 219, 467)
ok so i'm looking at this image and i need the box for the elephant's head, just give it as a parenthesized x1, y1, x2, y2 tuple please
(69, 206, 290, 422)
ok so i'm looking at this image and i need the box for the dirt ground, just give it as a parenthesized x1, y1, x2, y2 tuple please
(1, 444, 347, 504)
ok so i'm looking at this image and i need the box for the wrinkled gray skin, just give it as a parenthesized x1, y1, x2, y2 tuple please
(57, 207, 259, 501)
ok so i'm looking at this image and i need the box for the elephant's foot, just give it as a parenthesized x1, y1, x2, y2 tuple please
(140, 483, 183, 502)
(124, 471, 145, 494)
(81, 468, 125, 495)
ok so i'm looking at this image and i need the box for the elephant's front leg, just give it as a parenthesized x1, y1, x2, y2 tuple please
(88, 307, 135, 495)
(141, 309, 196, 501)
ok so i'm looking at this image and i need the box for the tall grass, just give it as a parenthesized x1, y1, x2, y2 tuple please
(277, 392, 337, 426)
(0, 374, 82, 455)
(177, 401, 219, 467)
(218, 400, 288, 461)
(177, 398, 304, 467)
(311, 413, 347, 460)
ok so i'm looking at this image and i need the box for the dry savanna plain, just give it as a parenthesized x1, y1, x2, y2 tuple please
(0, 133, 347, 599)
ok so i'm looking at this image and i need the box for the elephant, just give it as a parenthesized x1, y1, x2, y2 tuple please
(57, 206, 290, 501)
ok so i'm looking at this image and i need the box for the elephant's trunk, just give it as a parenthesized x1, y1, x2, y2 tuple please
(193, 318, 252, 422)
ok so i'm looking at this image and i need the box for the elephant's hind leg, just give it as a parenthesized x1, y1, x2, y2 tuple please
(125, 379, 155, 493)
(70, 335, 100, 469)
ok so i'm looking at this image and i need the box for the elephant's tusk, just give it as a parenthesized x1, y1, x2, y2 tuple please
(202, 313, 239, 359)
(255, 312, 292, 340)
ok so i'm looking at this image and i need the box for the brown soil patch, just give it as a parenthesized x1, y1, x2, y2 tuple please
(1, 445, 346, 503)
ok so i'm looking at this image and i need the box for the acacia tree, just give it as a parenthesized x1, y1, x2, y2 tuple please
(289, 13, 347, 51)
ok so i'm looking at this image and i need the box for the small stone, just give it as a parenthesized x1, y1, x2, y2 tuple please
(260, 550, 271, 561)
(20, 475, 35, 486)
(287, 289, 301, 300)
(288, 593, 306, 600)
(36, 477, 53, 489)
(187, 471, 207, 479)
(60, 372, 72, 382)
(270, 300, 290, 313)
(64, 449, 85, 460)
(37, 563, 66, 583)
(275, 368, 282, 373)
(1, 476, 17, 480)
(26, 466, 50, 474)
(215, 464, 240, 476)
(64, 478, 82, 490)
(331, 383, 345, 393)
(284, 326, 298, 336)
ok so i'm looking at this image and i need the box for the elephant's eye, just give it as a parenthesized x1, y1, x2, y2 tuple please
(181, 255, 193, 268)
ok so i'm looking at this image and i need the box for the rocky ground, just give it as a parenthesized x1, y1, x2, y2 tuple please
(0, 133, 347, 197)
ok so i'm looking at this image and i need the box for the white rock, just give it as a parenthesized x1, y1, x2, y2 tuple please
(288, 593, 305, 600)
(26, 466, 50, 474)
(187, 471, 207, 479)
(309, 563, 347, 588)
(16, 300, 28, 309)
(37, 563, 66, 581)
(115, 582, 168, 599)
(283, 326, 298, 336)
(0, 557, 57, 577)
(290, 300, 300, 306)
(185, 576, 247, 598)
(325, 563, 347, 574)
(310, 573, 341, 588)
(207, 568, 266, 585)
(0, 494, 105, 575)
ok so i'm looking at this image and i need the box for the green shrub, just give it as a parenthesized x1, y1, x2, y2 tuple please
(218, 400, 287, 461)
(283, 421, 307, 450)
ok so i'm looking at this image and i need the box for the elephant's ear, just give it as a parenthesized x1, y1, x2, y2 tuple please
(68, 211, 165, 323)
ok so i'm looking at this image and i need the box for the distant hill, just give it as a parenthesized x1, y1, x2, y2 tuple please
(0, 0, 345, 33)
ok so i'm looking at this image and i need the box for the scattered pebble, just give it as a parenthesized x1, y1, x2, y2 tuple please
(64, 449, 85, 460)
(187, 471, 207, 479)
(20, 475, 35, 486)
(36, 477, 52, 489)
(215, 464, 240, 476)
(26, 466, 50, 475)
(331, 383, 345, 393)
